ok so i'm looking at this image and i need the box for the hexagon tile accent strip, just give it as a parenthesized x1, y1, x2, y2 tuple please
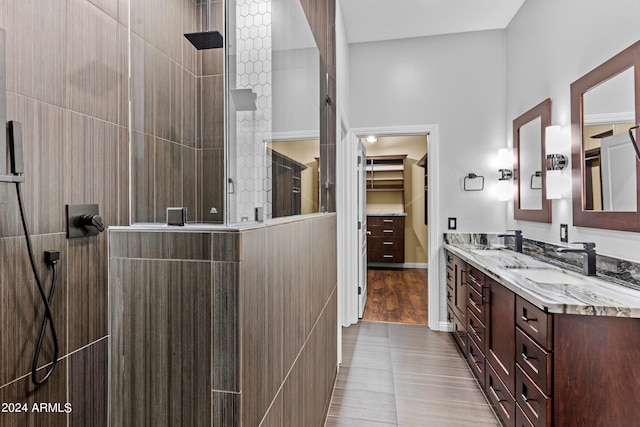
(231, 0, 273, 222)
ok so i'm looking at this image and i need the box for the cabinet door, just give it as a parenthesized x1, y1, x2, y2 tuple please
(453, 257, 467, 322)
(486, 277, 516, 397)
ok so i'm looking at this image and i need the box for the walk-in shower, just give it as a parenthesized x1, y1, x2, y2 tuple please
(129, 0, 323, 227)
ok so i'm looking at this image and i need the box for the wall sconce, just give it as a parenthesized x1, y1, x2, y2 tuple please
(545, 125, 569, 199)
(496, 148, 514, 201)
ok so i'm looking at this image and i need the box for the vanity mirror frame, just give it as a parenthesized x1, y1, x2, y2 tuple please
(570, 41, 640, 232)
(513, 98, 552, 222)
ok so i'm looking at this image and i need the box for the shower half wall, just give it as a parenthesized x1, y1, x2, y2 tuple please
(109, 214, 338, 426)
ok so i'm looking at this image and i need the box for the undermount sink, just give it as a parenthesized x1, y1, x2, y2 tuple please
(507, 267, 587, 285)
(469, 247, 505, 255)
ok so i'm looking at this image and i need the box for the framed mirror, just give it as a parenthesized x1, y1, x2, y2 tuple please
(570, 41, 640, 232)
(513, 98, 552, 222)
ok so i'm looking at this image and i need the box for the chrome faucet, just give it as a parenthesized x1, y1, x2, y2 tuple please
(498, 229, 522, 253)
(557, 242, 597, 276)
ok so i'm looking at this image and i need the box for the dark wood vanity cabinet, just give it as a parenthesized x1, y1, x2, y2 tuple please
(515, 298, 552, 427)
(271, 151, 306, 218)
(466, 264, 487, 387)
(446, 251, 467, 352)
(367, 215, 405, 263)
(485, 276, 516, 427)
(446, 249, 640, 427)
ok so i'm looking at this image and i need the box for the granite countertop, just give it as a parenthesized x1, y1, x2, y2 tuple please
(444, 243, 640, 317)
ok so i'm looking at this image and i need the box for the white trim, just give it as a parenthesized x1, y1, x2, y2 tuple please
(439, 321, 453, 332)
(367, 262, 428, 269)
(265, 130, 320, 143)
(351, 125, 436, 138)
(336, 108, 359, 328)
(349, 124, 443, 331)
(584, 111, 635, 125)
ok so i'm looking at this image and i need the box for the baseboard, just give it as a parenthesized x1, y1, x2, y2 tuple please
(367, 262, 428, 269)
(439, 321, 453, 332)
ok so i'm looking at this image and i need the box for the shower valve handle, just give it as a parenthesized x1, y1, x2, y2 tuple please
(79, 214, 105, 232)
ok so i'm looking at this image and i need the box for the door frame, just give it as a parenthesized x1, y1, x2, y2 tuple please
(356, 139, 367, 317)
(349, 124, 443, 330)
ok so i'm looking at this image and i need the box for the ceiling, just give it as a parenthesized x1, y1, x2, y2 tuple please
(340, 0, 526, 44)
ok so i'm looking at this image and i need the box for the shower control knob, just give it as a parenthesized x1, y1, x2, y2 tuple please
(79, 214, 105, 232)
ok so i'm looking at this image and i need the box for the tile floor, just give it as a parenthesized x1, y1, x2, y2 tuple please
(325, 321, 500, 427)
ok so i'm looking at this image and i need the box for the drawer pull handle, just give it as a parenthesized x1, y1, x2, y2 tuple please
(469, 274, 481, 283)
(383, 255, 393, 259)
(521, 393, 536, 403)
(521, 351, 536, 361)
(383, 219, 393, 223)
(521, 315, 537, 322)
(489, 386, 505, 403)
(383, 241, 393, 245)
(383, 229, 393, 233)
(447, 271, 452, 280)
(469, 297, 483, 307)
(447, 291, 452, 301)
(447, 255, 452, 263)
(469, 348, 481, 365)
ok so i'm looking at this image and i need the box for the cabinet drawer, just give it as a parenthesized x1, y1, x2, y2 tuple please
(367, 216, 404, 236)
(467, 264, 485, 293)
(451, 313, 467, 354)
(368, 237, 404, 250)
(467, 285, 486, 324)
(516, 404, 535, 427)
(467, 310, 486, 351)
(516, 366, 551, 427)
(486, 362, 516, 427)
(446, 286, 453, 306)
(446, 265, 454, 290)
(516, 297, 553, 350)
(367, 237, 404, 263)
(446, 251, 455, 269)
(516, 327, 552, 395)
(467, 336, 485, 387)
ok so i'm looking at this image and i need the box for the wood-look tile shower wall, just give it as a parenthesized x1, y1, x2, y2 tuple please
(109, 214, 338, 426)
(0, 1, 127, 426)
(0, 0, 335, 425)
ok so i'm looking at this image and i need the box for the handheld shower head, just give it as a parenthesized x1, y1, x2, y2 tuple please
(8, 120, 23, 175)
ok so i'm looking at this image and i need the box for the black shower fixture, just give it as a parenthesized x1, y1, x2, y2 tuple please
(184, 30, 223, 50)
(184, 0, 223, 50)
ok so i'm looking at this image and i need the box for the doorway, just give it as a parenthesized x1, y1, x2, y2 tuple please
(357, 133, 429, 325)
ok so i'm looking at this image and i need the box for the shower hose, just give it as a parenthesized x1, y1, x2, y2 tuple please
(15, 182, 59, 386)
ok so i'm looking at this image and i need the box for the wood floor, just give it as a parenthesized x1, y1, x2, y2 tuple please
(362, 268, 428, 325)
(325, 322, 500, 427)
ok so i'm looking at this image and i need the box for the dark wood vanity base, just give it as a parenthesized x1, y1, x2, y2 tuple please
(446, 249, 640, 427)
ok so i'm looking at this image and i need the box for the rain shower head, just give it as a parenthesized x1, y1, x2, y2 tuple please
(184, 30, 223, 50)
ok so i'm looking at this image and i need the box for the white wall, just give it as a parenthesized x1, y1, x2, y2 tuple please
(336, 0, 358, 330)
(272, 47, 319, 134)
(506, 0, 640, 261)
(350, 30, 508, 233)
